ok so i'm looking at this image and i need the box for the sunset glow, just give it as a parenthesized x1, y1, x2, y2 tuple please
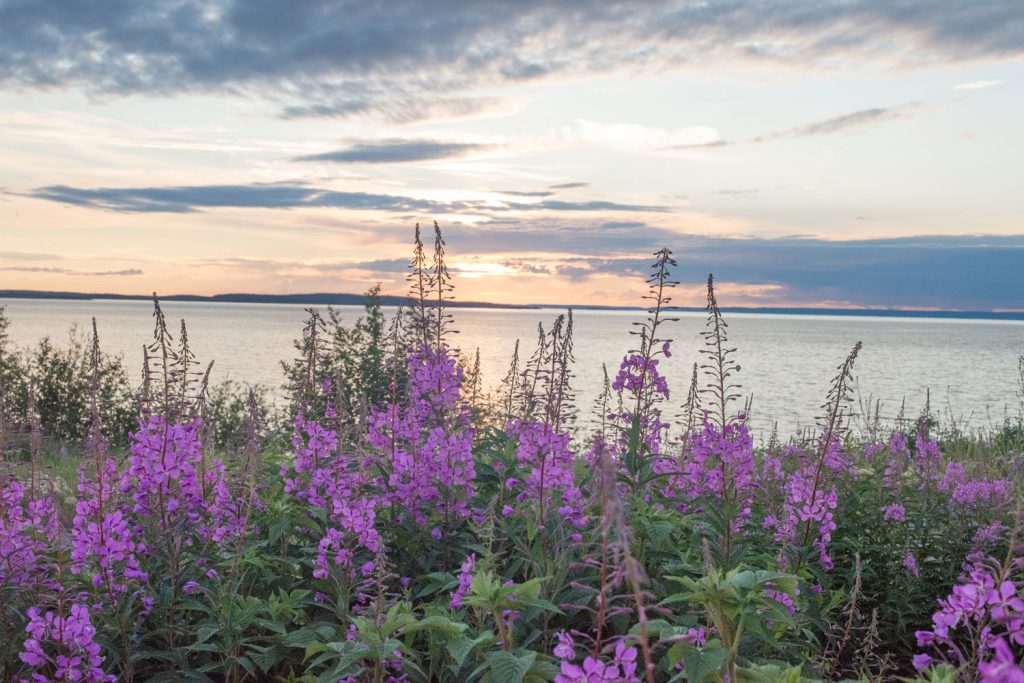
(1, 2, 1022, 309)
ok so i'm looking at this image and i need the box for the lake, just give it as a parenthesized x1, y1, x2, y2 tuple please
(2, 297, 1022, 441)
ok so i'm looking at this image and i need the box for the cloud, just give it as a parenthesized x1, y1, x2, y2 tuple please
(715, 189, 759, 197)
(0, 251, 66, 261)
(954, 79, 1005, 90)
(458, 233, 1024, 310)
(668, 139, 731, 150)
(279, 94, 501, 123)
(1, 265, 143, 276)
(27, 183, 668, 215)
(754, 104, 918, 141)
(2, 2, 1020, 119)
(493, 190, 555, 197)
(195, 255, 410, 276)
(548, 182, 589, 190)
(294, 139, 493, 164)
(566, 119, 722, 152)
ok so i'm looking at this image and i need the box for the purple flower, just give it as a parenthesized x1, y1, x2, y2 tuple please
(450, 553, 476, 609)
(555, 641, 641, 683)
(882, 502, 906, 523)
(366, 345, 476, 531)
(505, 420, 585, 531)
(284, 408, 382, 581)
(18, 603, 115, 682)
(554, 631, 575, 661)
(979, 637, 1024, 682)
(915, 559, 1024, 674)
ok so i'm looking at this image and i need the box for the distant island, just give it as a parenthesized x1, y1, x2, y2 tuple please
(1, 289, 1022, 321)
(0, 289, 534, 310)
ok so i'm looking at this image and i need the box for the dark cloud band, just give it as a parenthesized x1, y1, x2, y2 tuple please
(27, 183, 667, 214)
(2, 2, 1020, 118)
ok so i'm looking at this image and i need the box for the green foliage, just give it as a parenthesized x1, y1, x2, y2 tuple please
(665, 567, 801, 682)
(0, 316, 136, 445)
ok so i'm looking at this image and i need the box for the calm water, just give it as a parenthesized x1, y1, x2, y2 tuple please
(2, 298, 1023, 440)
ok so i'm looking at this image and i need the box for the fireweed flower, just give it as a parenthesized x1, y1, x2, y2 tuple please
(555, 641, 641, 683)
(765, 586, 798, 613)
(18, 603, 115, 682)
(553, 631, 575, 660)
(367, 345, 475, 529)
(912, 435, 944, 489)
(978, 637, 1024, 682)
(914, 560, 1024, 674)
(675, 418, 757, 533)
(506, 420, 585, 531)
(882, 502, 906, 523)
(938, 461, 1014, 512)
(0, 479, 57, 591)
(450, 553, 476, 609)
(611, 350, 672, 461)
(71, 459, 147, 598)
(284, 394, 382, 581)
(774, 466, 839, 570)
(124, 414, 209, 526)
(880, 433, 912, 493)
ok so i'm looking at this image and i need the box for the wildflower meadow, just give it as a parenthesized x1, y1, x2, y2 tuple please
(1, 223, 1022, 683)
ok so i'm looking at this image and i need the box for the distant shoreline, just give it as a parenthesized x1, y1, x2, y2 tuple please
(1, 289, 1022, 321)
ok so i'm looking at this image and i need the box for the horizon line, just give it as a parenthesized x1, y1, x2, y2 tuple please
(2, 288, 1023, 322)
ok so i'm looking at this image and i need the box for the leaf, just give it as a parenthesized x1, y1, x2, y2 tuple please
(237, 656, 256, 677)
(645, 519, 675, 548)
(481, 650, 538, 683)
(447, 631, 497, 667)
(403, 614, 469, 637)
(668, 642, 730, 683)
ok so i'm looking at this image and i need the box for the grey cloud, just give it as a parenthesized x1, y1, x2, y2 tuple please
(173, 220, 1024, 310)
(280, 94, 500, 123)
(1, 265, 143, 276)
(3, 2, 1019, 119)
(483, 232, 1024, 310)
(28, 183, 666, 214)
(295, 140, 492, 164)
(715, 189, 759, 197)
(668, 139, 731, 150)
(197, 255, 410, 275)
(549, 182, 589, 190)
(1, 266, 67, 274)
(494, 190, 555, 197)
(0, 251, 66, 261)
(755, 104, 917, 141)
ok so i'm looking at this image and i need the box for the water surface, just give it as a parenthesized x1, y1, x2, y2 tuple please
(3, 298, 1022, 440)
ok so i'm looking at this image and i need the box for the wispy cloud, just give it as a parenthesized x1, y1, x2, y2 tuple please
(954, 79, 1005, 90)
(564, 119, 722, 152)
(294, 139, 494, 164)
(1, 265, 143, 276)
(443, 233, 1024, 309)
(27, 183, 668, 215)
(0, 251, 66, 262)
(754, 104, 918, 141)
(2, 2, 1019, 120)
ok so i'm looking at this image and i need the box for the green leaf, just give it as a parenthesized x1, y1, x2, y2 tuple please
(447, 632, 497, 667)
(668, 642, 730, 683)
(481, 650, 538, 683)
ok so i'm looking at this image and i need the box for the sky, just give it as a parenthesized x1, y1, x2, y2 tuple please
(1, 1, 1022, 310)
